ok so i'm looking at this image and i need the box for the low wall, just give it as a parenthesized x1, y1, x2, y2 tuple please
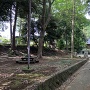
(34, 60, 87, 90)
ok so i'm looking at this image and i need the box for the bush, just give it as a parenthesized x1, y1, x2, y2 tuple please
(57, 39, 65, 49)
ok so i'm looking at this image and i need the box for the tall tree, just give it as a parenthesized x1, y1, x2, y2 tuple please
(71, 0, 75, 58)
(10, 5, 13, 49)
(37, 0, 55, 58)
(52, 0, 88, 52)
(12, 2, 18, 50)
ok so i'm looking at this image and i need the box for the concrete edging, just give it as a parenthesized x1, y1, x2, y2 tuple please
(34, 59, 87, 90)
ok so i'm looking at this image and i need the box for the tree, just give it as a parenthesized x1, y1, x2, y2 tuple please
(0, 1, 18, 51)
(12, 2, 18, 50)
(44, 16, 58, 48)
(37, 0, 55, 58)
(9, 4, 13, 49)
(0, 0, 89, 57)
(52, 0, 88, 52)
(71, 0, 75, 58)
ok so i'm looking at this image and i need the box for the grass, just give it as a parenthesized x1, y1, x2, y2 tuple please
(60, 59, 80, 65)
(16, 73, 45, 79)
(7, 73, 45, 89)
(22, 66, 34, 73)
(9, 80, 22, 89)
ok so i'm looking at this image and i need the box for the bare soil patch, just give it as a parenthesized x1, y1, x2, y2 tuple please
(0, 50, 81, 90)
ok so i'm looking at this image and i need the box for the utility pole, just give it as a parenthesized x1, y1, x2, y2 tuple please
(27, 0, 31, 69)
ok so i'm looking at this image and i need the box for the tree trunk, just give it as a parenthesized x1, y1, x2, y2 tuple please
(37, 0, 54, 59)
(10, 6, 13, 48)
(65, 0, 68, 52)
(65, 30, 68, 52)
(12, 3, 18, 50)
(37, 0, 46, 58)
(71, 0, 75, 58)
(37, 30, 45, 58)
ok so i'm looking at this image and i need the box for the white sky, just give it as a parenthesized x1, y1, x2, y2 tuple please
(85, 13, 90, 19)
(0, 23, 19, 39)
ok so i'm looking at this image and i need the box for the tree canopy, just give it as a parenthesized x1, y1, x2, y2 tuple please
(0, 0, 90, 58)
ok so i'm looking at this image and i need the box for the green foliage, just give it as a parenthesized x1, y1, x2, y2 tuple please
(51, 0, 88, 50)
(83, 24, 90, 38)
(45, 17, 57, 39)
(0, 0, 89, 51)
(0, 37, 10, 44)
(57, 39, 65, 49)
(74, 28, 86, 52)
(2, 39, 9, 44)
(20, 20, 27, 44)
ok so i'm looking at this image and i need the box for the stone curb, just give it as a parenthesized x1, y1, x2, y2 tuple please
(33, 59, 87, 90)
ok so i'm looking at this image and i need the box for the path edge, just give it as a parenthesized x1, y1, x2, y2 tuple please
(25, 59, 88, 90)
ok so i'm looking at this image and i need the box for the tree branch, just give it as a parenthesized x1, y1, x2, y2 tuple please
(45, 0, 55, 29)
